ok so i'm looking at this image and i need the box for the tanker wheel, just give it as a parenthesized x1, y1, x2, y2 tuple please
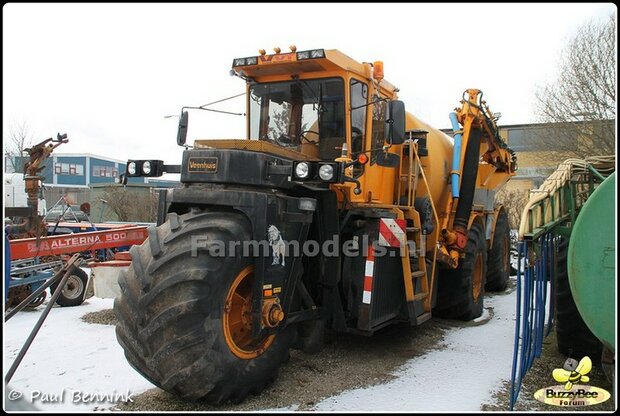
(433, 221, 486, 321)
(485, 208, 510, 292)
(114, 209, 291, 403)
(554, 236, 602, 361)
(51, 267, 88, 307)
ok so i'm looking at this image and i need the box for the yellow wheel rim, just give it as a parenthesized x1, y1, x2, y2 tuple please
(223, 266, 275, 359)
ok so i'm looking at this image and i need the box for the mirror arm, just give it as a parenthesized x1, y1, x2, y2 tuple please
(341, 176, 362, 195)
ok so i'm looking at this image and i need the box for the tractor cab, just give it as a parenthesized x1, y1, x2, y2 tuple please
(129, 47, 406, 202)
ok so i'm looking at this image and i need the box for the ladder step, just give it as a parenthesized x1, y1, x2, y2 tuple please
(415, 312, 432, 324)
(406, 227, 419, 232)
(413, 292, 429, 301)
(411, 270, 426, 279)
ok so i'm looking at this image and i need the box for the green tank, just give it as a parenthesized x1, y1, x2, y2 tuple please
(568, 172, 615, 352)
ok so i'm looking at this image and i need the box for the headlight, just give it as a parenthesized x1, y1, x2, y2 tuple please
(295, 162, 310, 179)
(127, 162, 136, 175)
(318, 164, 334, 181)
(142, 161, 152, 175)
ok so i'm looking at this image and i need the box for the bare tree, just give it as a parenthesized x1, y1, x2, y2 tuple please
(534, 15, 616, 158)
(5, 120, 35, 172)
(100, 186, 159, 222)
(496, 188, 530, 230)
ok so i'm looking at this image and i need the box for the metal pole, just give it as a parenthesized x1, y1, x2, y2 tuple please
(5, 255, 83, 383)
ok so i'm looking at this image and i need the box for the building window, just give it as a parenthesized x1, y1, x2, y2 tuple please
(93, 166, 119, 178)
(55, 163, 84, 176)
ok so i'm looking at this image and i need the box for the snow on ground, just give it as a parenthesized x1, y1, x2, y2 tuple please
(312, 290, 517, 412)
(4, 288, 519, 412)
(3, 297, 156, 412)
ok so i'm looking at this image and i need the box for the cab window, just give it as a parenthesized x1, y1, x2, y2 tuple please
(370, 94, 387, 164)
(350, 79, 368, 156)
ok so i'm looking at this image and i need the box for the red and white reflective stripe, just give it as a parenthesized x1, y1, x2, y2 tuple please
(378, 218, 406, 247)
(362, 246, 375, 304)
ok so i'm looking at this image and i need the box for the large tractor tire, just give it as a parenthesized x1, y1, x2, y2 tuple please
(485, 208, 510, 292)
(114, 209, 292, 403)
(554, 237, 602, 360)
(433, 221, 487, 321)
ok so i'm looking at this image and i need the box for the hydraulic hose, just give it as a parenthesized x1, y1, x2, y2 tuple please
(448, 112, 462, 198)
(453, 129, 481, 231)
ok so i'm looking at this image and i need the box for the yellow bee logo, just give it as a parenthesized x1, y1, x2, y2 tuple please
(552, 357, 592, 390)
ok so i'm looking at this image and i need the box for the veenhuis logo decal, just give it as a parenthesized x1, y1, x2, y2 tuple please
(534, 356, 611, 407)
(188, 157, 218, 173)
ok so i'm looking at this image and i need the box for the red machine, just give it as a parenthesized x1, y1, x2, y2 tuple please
(10, 225, 148, 260)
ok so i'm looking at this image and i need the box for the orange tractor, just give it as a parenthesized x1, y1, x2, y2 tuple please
(116, 46, 517, 402)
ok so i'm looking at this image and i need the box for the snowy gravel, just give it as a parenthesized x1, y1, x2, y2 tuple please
(4, 284, 520, 412)
(4, 297, 155, 412)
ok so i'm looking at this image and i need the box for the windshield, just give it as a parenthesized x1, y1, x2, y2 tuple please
(249, 78, 345, 159)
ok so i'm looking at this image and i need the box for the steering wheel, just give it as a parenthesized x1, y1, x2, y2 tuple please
(299, 130, 320, 145)
(275, 134, 296, 147)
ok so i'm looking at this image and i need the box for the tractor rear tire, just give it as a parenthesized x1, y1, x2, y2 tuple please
(485, 209, 510, 292)
(114, 209, 291, 403)
(433, 222, 487, 321)
(555, 237, 602, 360)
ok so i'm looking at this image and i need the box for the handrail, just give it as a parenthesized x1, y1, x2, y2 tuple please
(518, 156, 615, 239)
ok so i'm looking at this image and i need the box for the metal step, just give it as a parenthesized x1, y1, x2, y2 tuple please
(413, 292, 428, 301)
(415, 312, 432, 324)
(411, 270, 426, 279)
(406, 227, 419, 232)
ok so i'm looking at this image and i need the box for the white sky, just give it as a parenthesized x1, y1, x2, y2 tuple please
(3, 3, 616, 165)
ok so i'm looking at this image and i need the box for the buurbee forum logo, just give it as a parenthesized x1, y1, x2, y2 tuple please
(534, 356, 611, 407)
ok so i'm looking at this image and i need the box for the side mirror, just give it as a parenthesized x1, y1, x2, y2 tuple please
(177, 111, 189, 146)
(385, 100, 406, 145)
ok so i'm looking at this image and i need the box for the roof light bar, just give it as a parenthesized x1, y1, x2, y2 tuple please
(296, 49, 325, 60)
(232, 56, 258, 67)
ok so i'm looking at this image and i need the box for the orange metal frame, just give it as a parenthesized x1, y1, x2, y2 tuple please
(9, 226, 148, 260)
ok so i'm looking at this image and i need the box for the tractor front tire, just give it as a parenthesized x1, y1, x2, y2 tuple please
(114, 209, 291, 403)
(433, 221, 487, 321)
(485, 209, 510, 292)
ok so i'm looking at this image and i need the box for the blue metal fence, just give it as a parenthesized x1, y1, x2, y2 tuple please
(509, 234, 556, 409)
